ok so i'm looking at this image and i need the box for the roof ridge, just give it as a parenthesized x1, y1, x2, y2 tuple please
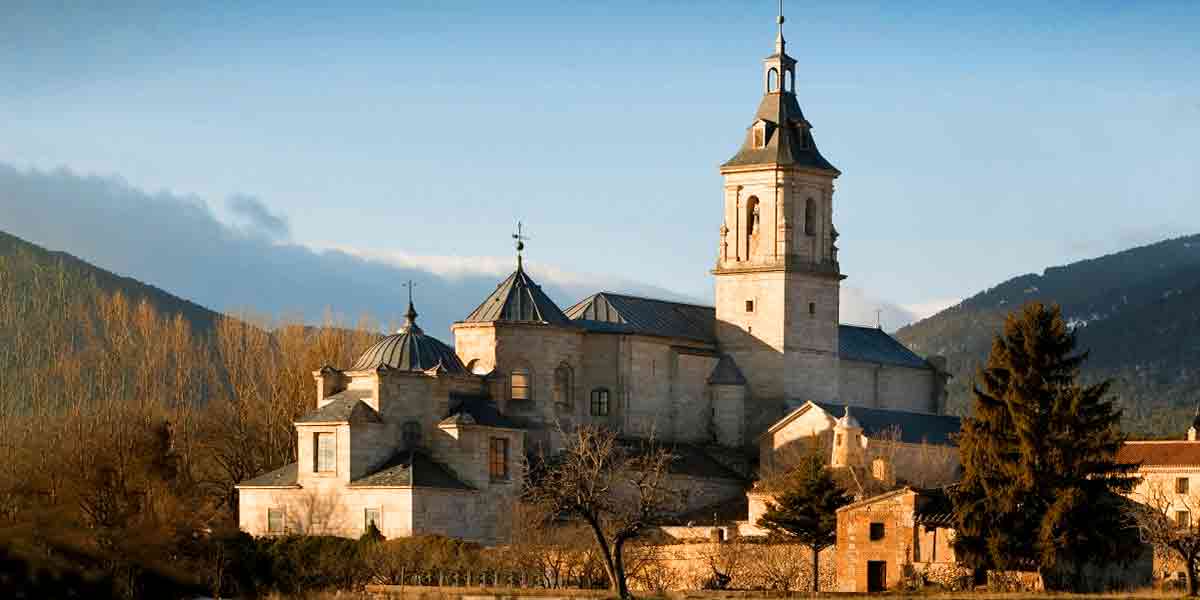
(593, 290, 715, 310)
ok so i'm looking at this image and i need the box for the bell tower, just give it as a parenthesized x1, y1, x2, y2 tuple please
(714, 3, 844, 432)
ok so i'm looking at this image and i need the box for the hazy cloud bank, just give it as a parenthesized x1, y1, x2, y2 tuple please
(0, 164, 930, 339)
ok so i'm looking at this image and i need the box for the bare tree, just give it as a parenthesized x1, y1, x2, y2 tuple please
(1127, 480, 1200, 595)
(527, 426, 682, 599)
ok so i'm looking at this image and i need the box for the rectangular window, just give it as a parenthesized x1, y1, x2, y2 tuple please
(315, 432, 336, 473)
(268, 508, 285, 534)
(591, 389, 610, 416)
(745, 300, 754, 313)
(1178, 510, 1191, 529)
(869, 522, 885, 541)
(510, 369, 530, 401)
(365, 507, 381, 531)
(489, 437, 509, 481)
(1178, 477, 1190, 494)
(808, 302, 816, 316)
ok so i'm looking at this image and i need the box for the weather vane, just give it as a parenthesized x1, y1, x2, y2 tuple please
(402, 279, 417, 305)
(513, 221, 530, 268)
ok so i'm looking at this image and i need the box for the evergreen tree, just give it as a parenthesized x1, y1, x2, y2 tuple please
(950, 302, 1137, 591)
(758, 440, 852, 592)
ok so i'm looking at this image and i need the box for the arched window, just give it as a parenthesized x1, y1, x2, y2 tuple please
(466, 359, 490, 375)
(402, 420, 421, 449)
(510, 368, 530, 401)
(590, 388, 610, 417)
(804, 198, 816, 236)
(784, 69, 793, 92)
(746, 196, 760, 237)
(767, 68, 779, 93)
(553, 363, 573, 406)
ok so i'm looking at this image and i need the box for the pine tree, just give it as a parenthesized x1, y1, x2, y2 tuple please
(950, 302, 1137, 591)
(758, 440, 852, 592)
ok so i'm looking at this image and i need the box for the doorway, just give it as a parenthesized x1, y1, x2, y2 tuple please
(867, 561, 887, 592)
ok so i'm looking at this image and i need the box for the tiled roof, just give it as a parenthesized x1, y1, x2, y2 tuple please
(350, 451, 474, 490)
(445, 394, 522, 429)
(707, 355, 747, 385)
(238, 463, 299, 488)
(838, 324, 932, 369)
(565, 292, 716, 343)
(462, 262, 572, 326)
(722, 92, 839, 172)
(1118, 441, 1200, 467)
(809, 401, 961, 446)
(296, 395, 383, 424)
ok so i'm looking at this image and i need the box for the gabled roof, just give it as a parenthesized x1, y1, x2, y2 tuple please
(722, 92, 839, 172)
(839, 324, 932, 370)
(296, 395, 383, 424)
(707, 354, 747, 385)
(1118, 441, 1200, 468)
(445, 393, 522, 430)
(462, 262, 572, 326)
(238, 463, 299, 488)
(350, 451, 474, 490)
(766, 401, 961, 446)
(565, 292, 716, 344)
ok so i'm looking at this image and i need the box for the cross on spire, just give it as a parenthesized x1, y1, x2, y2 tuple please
(513, 221, 530, 269)
(400, 279, 420, 333)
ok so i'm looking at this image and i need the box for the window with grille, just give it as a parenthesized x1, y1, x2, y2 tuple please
(365, 507, 381, 530)
(315, 432, 336, 473)
(869, 522, 885, 541)
(489, 437, 509, 481)
(1178, 477, 1190, 494)
(268, 508, 285, 534)
(591, 389, 610, 416)
(510, 368, 530, 401)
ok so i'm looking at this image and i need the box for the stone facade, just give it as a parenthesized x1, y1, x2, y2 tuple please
(834, 488, 957, 592)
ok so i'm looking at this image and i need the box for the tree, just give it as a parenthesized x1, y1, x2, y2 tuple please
(950, 302, 1137, 591)
(526, 426, 681, 599)
(1126, 480, 1200, 595)
(756, 439, 851, 593)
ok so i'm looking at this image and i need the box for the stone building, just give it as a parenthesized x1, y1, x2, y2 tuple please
(237, 6, 950, 545)
(834, 487, 958, 592)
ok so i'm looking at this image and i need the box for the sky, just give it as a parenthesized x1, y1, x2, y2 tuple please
(1, 0, 1197, 334)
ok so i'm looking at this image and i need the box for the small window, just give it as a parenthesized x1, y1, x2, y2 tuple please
(808, 302, 816, 316)
(510, 368, 530, 401)
(752, 124, 765, 148)
(1178, 477, 1190, 494)
(869, 522, 885, 541)
(489, 437, 509, 481)
(365, 507, 381, 530)
(590, 389, 610, 416)
(402, 421, 421, 449)
(1178, 510, 1192, 528)
(804, 198, 816, 236)
(745, 300, 754, 313)
(315, 432, 336, 473)
(554, 363, 573, 406)
(268, 508, 285, 534)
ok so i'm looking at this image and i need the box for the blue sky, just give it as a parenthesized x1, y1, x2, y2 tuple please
(1, 1, 1197, 327)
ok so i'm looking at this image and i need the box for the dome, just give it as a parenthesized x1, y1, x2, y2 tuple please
(351, 301, 467, 374)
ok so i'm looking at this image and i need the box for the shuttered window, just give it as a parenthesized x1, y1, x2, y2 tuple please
(510, 369, 530, 401)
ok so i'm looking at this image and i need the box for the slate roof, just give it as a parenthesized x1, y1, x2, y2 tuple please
(634, 441, 747, 481)
(462, 262, 572, 326)
(805, 401, 961, 446)
(707, 355, 747, 385)
(722, 92, 839, 172)
(296, 395, 383, 424)
(838, 324, 932, 369)
(445, 394, 522, 429)
(238, 463, 299, 488)
(673, 494, 750, 526)
(351, 305, 467, 373)
(350, 451, 474, 490)
(1118, 441, 1200, 468)
(565, 292, 716, 343)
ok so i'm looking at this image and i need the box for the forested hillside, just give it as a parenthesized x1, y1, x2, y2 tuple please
(896, 234, 1200, 437)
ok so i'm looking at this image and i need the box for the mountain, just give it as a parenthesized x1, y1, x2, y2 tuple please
(896, 234, 1200, 438)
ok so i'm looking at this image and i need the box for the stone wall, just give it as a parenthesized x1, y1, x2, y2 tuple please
(839, 359, 939, 413)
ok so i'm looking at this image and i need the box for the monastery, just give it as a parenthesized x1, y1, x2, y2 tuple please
(237, 7, 959, 545)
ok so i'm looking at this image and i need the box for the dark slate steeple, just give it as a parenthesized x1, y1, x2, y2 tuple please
(461, 222, 572, 326)
(722, 1, 838, 173)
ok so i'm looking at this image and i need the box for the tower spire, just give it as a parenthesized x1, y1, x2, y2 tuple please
(512, 221, 530, 271)
(776, 0, 786, 54)
(400, 280, 421, 333)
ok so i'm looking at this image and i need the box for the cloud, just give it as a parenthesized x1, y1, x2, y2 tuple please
(1064, 224, 1188, 257)
(227, 194, 290, 241)
(0, 164, 695, 339)
(902, 297, 961, 322)
(839, 286, 921, 332)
